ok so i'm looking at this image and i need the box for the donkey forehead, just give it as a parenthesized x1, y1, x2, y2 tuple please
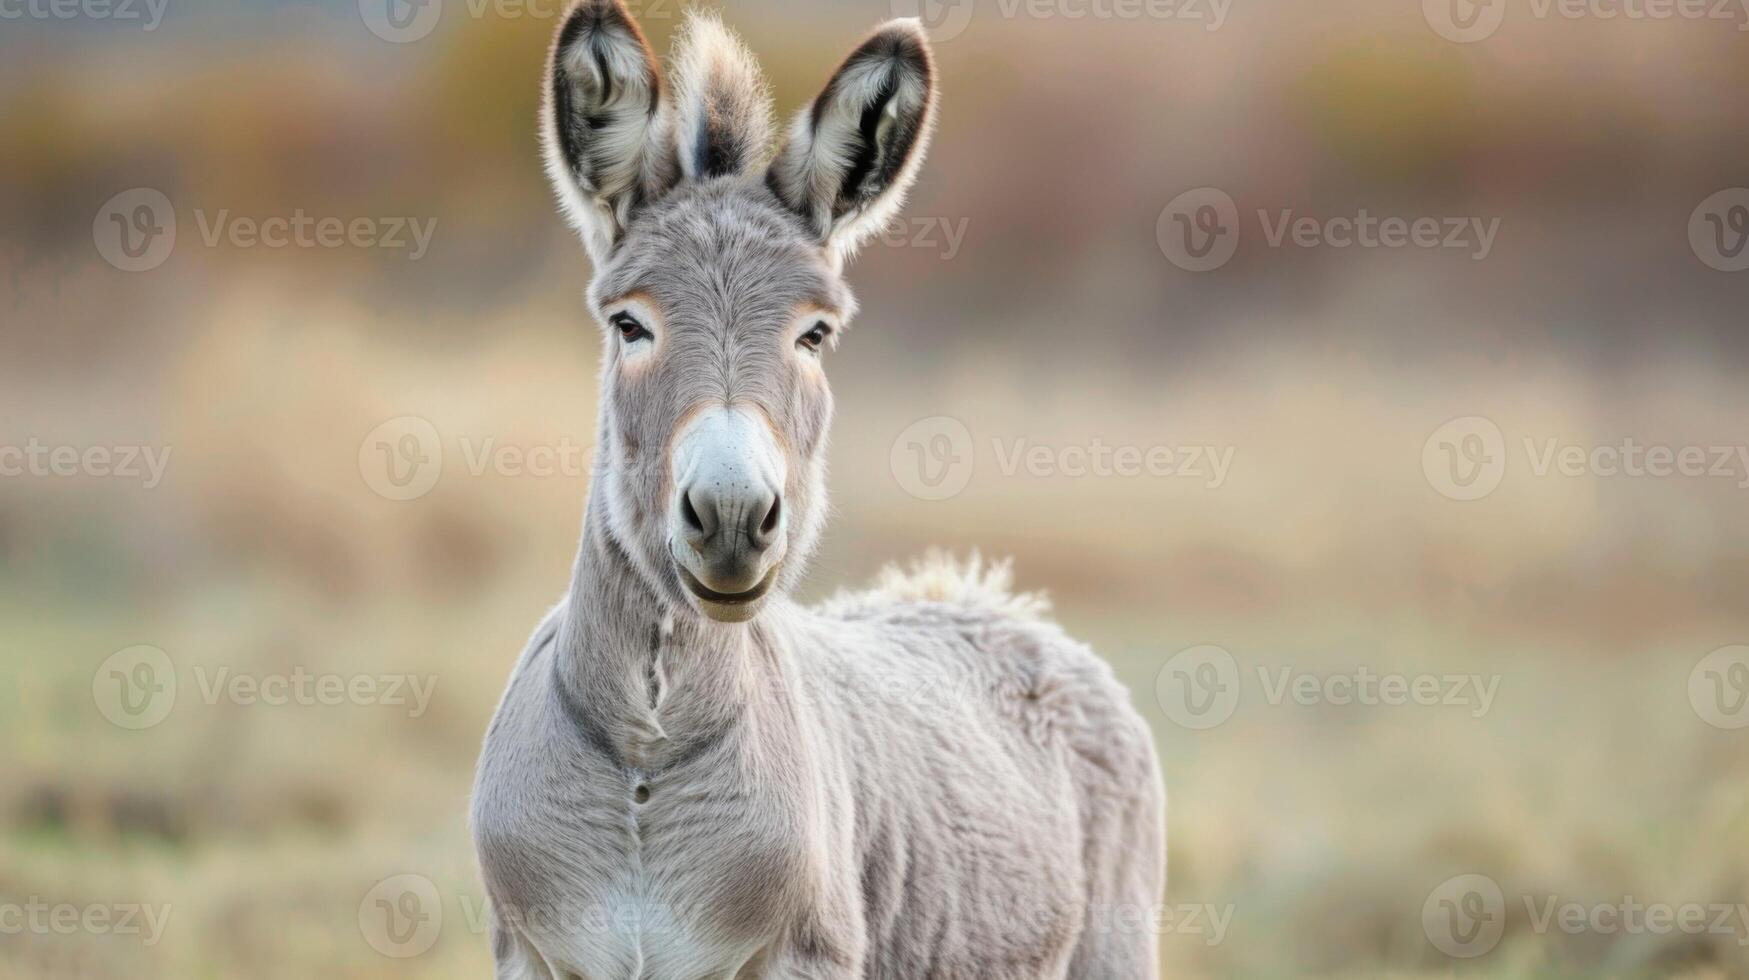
(589, 182, 853, 323)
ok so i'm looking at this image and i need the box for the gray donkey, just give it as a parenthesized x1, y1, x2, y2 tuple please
(470, 3, 1165, 977)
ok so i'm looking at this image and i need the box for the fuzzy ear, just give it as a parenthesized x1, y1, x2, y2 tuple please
(542, 0, 679, 262)
(766, 19, 938, 263)
(670, 12, 775, 182)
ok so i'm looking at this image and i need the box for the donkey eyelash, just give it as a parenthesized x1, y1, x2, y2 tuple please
(797, 321, 835, 353)
(610, 311, 652, 343)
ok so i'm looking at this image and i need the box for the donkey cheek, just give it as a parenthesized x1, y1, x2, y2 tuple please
(795, 404, 831, 456)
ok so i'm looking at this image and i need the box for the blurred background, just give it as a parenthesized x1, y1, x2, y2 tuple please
(3, 0, 1748, 976)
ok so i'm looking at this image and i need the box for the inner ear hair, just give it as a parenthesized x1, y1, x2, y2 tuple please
(670, 12, 775, 182)
(543, 0, 678, 259)
(766, 19, 938, 261)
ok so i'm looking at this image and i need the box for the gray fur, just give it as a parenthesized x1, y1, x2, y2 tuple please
(474, 5, 1165, 977)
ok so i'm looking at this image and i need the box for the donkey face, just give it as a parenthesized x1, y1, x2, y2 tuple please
(544, 1, 937, 623)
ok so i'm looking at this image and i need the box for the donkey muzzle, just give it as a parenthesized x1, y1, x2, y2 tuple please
(669, 406, 787, 620)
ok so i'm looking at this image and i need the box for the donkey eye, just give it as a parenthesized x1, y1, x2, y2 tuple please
(798, 322, 833, 353)
(611, 312, 651, 343)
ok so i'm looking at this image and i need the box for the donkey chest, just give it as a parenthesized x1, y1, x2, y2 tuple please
(480, 748, 818, 977)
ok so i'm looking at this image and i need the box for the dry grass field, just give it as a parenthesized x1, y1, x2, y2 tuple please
(3, 1, 1748, 977)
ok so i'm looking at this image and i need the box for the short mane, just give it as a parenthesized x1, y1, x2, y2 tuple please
(818, 550, 1050, 620)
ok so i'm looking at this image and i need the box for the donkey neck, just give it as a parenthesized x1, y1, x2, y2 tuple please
(552, 476, 789, 772)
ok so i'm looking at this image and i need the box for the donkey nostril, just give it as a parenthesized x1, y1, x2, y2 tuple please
(759, 497, 781, 538)
(680, 490, 706, 535)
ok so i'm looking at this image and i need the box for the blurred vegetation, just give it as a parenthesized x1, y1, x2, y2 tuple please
(3, 1, 1748, 977)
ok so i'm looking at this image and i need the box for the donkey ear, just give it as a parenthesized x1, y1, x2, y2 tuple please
(766, 19, 938, 263)
(670, 12, 775, 182)
(542, 0, 679, 262)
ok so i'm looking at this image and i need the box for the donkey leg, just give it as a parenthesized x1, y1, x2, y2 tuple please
(1064, 791, 1167, 978)
(1065, 724, 1167, 978)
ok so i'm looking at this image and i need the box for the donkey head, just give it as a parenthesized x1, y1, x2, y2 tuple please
(543, 1, 938, 623)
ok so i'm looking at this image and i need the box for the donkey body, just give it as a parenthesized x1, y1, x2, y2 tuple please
(472, 6, 1164, 977)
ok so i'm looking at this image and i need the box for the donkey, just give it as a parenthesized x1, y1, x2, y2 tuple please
(470, 3, 1165, 977)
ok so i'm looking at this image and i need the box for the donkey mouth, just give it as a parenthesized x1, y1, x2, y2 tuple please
(677, 564, 778, 607)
